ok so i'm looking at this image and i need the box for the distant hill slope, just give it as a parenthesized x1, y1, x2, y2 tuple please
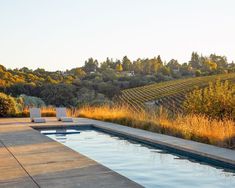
(118, 73, 235, 112)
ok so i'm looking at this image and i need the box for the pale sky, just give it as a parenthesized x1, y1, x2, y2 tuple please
(0, 0, 234, 71)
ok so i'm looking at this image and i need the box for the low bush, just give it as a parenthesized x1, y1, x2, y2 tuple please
(0, 92, 22, 117)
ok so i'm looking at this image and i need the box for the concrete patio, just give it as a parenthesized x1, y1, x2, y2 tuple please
(0, 118, 142, 188)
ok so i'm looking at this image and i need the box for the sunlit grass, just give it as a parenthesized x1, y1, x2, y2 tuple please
(79, 105, 235, 149)
(23, 105, 235, 148)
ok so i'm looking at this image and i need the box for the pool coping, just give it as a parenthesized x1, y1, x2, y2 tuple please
(32, 118, 235, 170)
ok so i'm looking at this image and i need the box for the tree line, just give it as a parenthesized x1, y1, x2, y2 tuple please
(0, 52, 234, 109)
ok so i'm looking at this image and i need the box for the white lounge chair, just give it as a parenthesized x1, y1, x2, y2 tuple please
(56, 108, 73, 122)
(29, 108, 46, 123)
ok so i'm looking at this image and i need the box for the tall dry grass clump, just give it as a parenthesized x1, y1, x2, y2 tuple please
(79, 105, 235, 149)
(79, 105, 134, 122)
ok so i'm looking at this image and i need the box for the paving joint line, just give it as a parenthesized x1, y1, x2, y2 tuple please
(0, 139, 41, 188)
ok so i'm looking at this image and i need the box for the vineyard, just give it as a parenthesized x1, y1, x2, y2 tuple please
(118, 73, 235, 112)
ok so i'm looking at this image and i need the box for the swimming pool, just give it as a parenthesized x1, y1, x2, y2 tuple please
(41, 128, 235, 188)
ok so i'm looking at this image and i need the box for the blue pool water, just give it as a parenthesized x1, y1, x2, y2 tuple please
(41, 128, 235, 188)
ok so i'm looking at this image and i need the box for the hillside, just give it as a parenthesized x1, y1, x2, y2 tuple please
(118, 73, 235, 112)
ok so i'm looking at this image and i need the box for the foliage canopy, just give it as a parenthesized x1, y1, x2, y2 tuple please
(184, 80, 235, 119)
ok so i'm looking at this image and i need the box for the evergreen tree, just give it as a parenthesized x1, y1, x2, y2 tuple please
(189, 52, 201, 69)
(84, 58, 99, 73)
(122, 56, 132, 71)
(156, 55, 163, 65)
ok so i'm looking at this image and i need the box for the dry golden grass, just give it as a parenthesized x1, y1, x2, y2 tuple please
(79, 105, 235, 149)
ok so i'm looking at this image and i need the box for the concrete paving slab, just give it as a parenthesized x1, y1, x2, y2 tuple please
(33, 164, 140, 188)
(0, 142, 38, 188)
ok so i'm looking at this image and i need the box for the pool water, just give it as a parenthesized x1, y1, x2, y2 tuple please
(41, 128, 235, 188)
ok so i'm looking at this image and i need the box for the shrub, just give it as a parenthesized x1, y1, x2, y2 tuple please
(184, 79, 235, 120)
(0, 92, 22, 117)
(195, 69, 201, 77)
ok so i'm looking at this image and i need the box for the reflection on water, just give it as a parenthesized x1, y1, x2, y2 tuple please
(42, 129, 235, 188)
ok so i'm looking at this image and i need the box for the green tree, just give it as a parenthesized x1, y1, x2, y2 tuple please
(6, 83, 37, 97)
(100, 61, 109, 71)
(97, 82, 120, 99)
(100, 57, 116, 71)
(167, 59, 181, 70)
(160, 66, 171, 76)
(156, 55, 163, 65)
(122, 56, 132, 71)
(133, 59, 143, 74)
(150, 57, 162, 74)
(40, 84, 77, 107)
(189, 52, 201, 69)
(84, 58, 99, 73)
(19, 67, 32, 73)
(180, 63, 193, 76)
(143, 59, 152, 74)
